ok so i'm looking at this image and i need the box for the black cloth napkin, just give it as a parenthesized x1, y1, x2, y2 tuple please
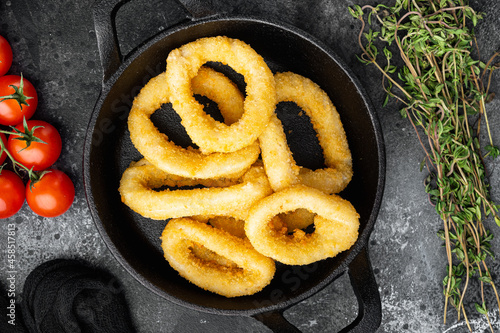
(19, 258, 136, 333)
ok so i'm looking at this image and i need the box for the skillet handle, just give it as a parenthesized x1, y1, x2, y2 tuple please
(92, 0, 216, 84)
(253, 247, 381, 333)
(92, 0, 126, 83)
(339, 247, 382, 333)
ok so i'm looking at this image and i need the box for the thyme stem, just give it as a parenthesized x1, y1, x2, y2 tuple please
(350, 0, 500, 329)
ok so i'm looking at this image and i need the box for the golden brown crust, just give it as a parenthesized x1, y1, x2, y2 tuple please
(245, 185, 359, 265)
(119, 160, 272, 221)
(128, 67, 260, 179)
(161, 217, 276, 297)
(260, 72, 353, 194)
(166, 36, 276, 153)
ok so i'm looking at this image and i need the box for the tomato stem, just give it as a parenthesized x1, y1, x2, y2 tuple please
(0, 73, 33, 109)
(0, 117, 47, 149)
(0, 122, 41, 182)
(27, 169, 50, 191)
(9, 117, 47, 149)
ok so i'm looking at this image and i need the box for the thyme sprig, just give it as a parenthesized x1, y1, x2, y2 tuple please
(349, 0, 500, 330)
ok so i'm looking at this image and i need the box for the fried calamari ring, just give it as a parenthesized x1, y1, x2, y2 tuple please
(161, 217, 276, 297)
(258, 115, 300, 192)
(278, 208, 316, 232)
(208, 216, 246, 239)
(190, 67, 244, 126)
(166, 36, 276, 153)
(259, 72, 353, 194)
(118, 160, 272, 221)
(128, 67, 259, 179)
(245, 185, 359, 265)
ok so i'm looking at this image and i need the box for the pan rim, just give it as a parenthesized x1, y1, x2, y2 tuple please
(83, 14, 386, 316)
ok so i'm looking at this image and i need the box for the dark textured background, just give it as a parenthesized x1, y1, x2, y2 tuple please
(0, 0, 499, 332)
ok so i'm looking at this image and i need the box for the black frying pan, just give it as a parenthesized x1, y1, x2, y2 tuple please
(83, 0, 386, 331)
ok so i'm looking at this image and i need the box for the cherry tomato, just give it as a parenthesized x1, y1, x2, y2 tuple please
(26, 169, 74, 217)
(0, 75, 38, 126)
(0, 133, 7, 165)
(0, 35, 13, 76)
(8, 120, 62, 171)
(0, 169, 25, 218)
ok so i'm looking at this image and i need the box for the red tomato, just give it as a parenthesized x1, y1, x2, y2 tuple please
(26, 169, 74, 217)
(0, 75, 38, 126)
(8, 120, 62, 171)
(0, 35, 13, 76)
(0, 169, 25, 218)
(0, 133, 7, 165)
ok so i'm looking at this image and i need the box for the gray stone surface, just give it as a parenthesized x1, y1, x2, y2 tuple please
(0, 0, 499, 332)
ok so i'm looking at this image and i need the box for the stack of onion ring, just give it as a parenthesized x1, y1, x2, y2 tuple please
(119, 35, 360, 298)
(128, 66, 259, 179)
(258, 71, 353, 231)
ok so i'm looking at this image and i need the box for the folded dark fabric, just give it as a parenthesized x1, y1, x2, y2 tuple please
(20, 258, 136, 333)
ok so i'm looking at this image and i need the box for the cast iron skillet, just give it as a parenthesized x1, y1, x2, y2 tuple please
(83, 0, 386, 331)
